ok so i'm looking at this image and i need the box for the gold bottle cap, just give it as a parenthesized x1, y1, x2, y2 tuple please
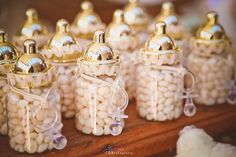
(46, 19, 82, 62)
(0, 30, 19, 64)
(72, 1, 104, 39)
(156, 2, 182, 39)
(145, 22, 176, 52)
(19, 8, 48, 37)
(107, 10, 137, 44)
(196, 11, 227, 41)
(123, 0, 149, 32)
(83, 30, 118, 64)
(14, 39, 49, 74)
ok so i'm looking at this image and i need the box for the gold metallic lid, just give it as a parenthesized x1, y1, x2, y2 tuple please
(72, 1, 104, 39)
(123, 0, 149, 32)
(195, 11, 227, 41)
(107, 10, 137, 42)
(145, 22, 177, 52)
(14, 39, 49, 74)
(46, 19, 82, 62)
(156, 2, 182, 40)
(83, 30, 119, 64)
(0, 30, 19, 64)
(18, 8, 48, 37)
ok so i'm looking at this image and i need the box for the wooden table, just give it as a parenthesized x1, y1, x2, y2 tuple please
(1, 103, 236, 157)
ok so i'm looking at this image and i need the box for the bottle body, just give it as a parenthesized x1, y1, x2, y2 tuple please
(7, 69, 66, 153)
(136, 64, 183, 121)
(56, 65, 77, 118)
(187, 42, 234, 105)
(119, 51, 138, 100)
(75, 63, 127, 136)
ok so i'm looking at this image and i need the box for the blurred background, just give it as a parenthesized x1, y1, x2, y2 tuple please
(0, 0, 236, 42)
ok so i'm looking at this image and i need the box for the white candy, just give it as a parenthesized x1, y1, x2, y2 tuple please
(136, 64, 183, 121)
(187, 52, 233, 106)
(56, 66, 76, 118)
(75, 66, 126, 136)
(7, 84, 63, 153)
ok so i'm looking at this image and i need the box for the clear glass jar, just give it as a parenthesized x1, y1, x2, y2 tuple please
(75, 30, 128, 136)
(41, 19, 83, 118)
(0, 30, 19, 135)
(7, 39, 66, 153)
(106, 9, 139, 100)
(136, 22, 196, 121)
(188, 41, 234, 106)
(187, 11, 235, 106)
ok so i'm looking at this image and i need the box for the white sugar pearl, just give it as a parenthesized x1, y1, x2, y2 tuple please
(104, 118, 113, 125)
(217, 98, 225, 104)
(24, 140, 38, 154)
(165, 73, 173, 82)
(97, 118, 105, 127)
(147, 114, 154, 121)
(0, 123, 7, 135)
(82, 127, 92, 134)
(157, 104, 164, 112)
(92, 125, 104, 136)
(64, 111, 74, 118)
(158, 86, 168, 93)
(167, 111, 174, 120)
(10, 137, 16, 148)
(15, 144, 24, 153)
(97, 104, 107, 111)
(37, 143, 48, 153)
(163, 105, 174, 114)
(14, 125, 23, 133)
(164, 98, 174, 106)
(97, 111, 108, 119)
(15, 134, 25, 144)
(36, 133, 43, 144)
(139, 107, 147, 118)
(58, 76, 69, 84)
(205, 99, 215, 106)
(174, 108, 182, 118)
(79, 117, 86, 126)
(167, 84, 176, 91)
(210, 90, 218, 99)
(80, 108, 90, 119)
(158, 81, 169, 87)
(157, 98, 165, 105)
(85, 118, 93, 128)
(104, 125, 110, 135)
(156, 112, 167, 121)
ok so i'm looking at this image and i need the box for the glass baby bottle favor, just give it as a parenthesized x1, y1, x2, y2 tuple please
(0, 30, 19, 135)
(71, 1, 106, 50)
(106, 10, 139, 100)
(41, 19, 83, 118)
(75, 30, 128, 136)
(123, 0, 150, 45)
(136, 22, 197, 121)
(7, 39, 67, 153)
(188, 11, 235, 106)
(13, 8, 50, 51)
(149, 2, 190, 65)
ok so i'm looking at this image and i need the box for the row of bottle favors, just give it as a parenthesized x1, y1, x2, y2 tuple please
(0, 0, 235, 154)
